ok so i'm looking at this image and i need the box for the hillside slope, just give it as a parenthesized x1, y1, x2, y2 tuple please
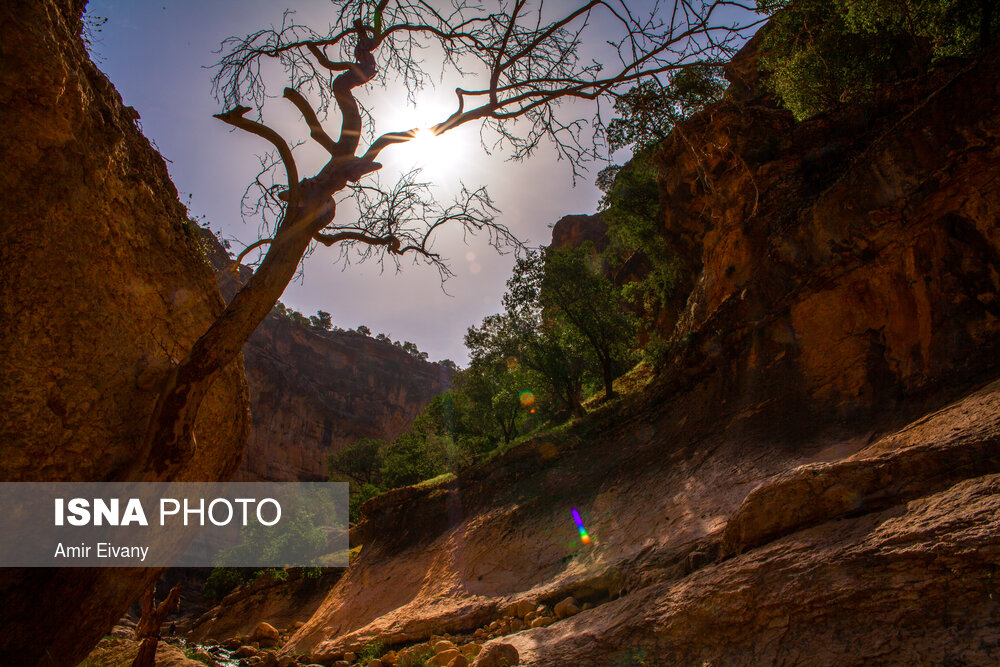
(280, 41, 1000, 665)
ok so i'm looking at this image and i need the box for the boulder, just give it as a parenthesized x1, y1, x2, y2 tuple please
(471, 643, 519, 667)
(250, 622, 281, 647)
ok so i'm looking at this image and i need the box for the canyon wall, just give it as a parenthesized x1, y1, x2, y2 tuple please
(0, 0, 250, 664)
(279, 40, 1000, 665)
(201, 232, 452, 482)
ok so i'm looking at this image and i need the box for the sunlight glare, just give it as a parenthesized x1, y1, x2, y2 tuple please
(377, 93, 471, 180)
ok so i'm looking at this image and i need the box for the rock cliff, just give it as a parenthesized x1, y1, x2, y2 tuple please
(200, 231, 453, 482)
(279, 40, 1000, 665)
(0, 0, 249, 664)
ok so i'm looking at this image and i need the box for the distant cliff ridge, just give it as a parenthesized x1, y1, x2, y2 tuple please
(201, 230, 452, 481)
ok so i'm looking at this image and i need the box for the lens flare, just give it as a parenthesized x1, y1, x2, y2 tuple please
(519, 390, 535, 407)
(571, 507, 591, 545)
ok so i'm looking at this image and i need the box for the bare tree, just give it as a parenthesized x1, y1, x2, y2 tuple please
(139, 0, 761, 476)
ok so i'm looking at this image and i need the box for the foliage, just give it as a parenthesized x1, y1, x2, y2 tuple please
(327, 437, 385, 486)
(758, 0, 997, 119)
(202, 566, 252, 602)
(606, 65, 727, 152)
(356, 324, 372, 336)
(219, 505, 327, 566)
(536, 244, 638, 399)
(598, 150, 661, 257)
(359, 640, 388, 662)
(310, 310, 333, 330)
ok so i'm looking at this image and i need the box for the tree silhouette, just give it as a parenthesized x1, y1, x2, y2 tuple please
(139, 1, 761, 476)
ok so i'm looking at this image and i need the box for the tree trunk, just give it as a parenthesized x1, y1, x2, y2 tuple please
(602, 359, 616, 400)
(131, 582, 181, 667)
(138, 202, 330, 477)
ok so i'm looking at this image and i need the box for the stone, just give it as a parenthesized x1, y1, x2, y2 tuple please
(434, 640, 458, 653)
(446, 655, 469, 667)
(343, 652, 357, 663)
(367, 660, 383, 667)
(553, 597, 579, 619)
(529, 616, 554, 628)
(380, 650, 397, 666)
(431, 649, 462, 665)
(514, 601, 535, 619)
(250, 622, 281, 647)
(0, 4, 250, 662)
(471, 643, 520, 667)
(509, 619, 524, 632)
(461, 643, 482, 659)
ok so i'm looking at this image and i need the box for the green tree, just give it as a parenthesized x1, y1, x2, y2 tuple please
(468, 255, 593, 418)
(757, 0, 997, 120)
(326, 437, 385, 485)
(310, 310, 333, 330)
(606, 66, 727, 152)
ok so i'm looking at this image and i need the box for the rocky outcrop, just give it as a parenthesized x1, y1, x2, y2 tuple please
(277, 41, 1000, 666)
(0, 0, 249, 664)
(200, 231, 453, 481)
(658, 40, 1000, 417)
(549, 213, 608, 253)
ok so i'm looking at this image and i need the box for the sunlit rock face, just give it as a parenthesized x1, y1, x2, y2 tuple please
(657, 36, 1000, 418)
(0, 0, 249, 664)
(201, 231, 453, 482)
(280, 40, 1000, 666)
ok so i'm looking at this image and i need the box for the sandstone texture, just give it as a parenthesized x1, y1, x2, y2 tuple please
(201, 231, 453, 482)
(0, 0, 249, 664)
(277, 42, 1000, 666)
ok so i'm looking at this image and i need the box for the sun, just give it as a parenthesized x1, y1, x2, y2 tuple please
(376, 94, 471, 179)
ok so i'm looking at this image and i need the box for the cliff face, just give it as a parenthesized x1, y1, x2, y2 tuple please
(201, 231, 452, 482)
(0, 1, 249, 664)
(279, 42, 1000, 665)
(657, 40, 1000, 417)
(238, 316, 452, 481)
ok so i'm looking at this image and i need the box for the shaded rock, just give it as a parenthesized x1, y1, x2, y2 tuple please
(549, 213, 608, 253)
(553, 597, 579, 619)
(470, 643, 519, 667)
(250, 622, 281, 648)
(0, 0, 249, 664)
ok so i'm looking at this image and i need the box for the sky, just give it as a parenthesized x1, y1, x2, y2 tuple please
(83, 0, 753, 364)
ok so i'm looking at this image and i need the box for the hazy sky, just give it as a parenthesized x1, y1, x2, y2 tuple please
(84, 0, 749, 364)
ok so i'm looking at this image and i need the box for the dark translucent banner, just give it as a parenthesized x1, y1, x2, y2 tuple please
(0, 483, 349, 567)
